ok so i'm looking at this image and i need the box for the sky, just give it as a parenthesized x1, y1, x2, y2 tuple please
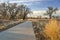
(0, 0, 60, 10)
(0, 0, 60, 17)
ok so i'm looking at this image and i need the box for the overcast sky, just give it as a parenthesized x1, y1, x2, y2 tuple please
(0, 0, 60, 17)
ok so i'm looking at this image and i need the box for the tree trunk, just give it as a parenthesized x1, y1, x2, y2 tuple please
(49, 14, 52, 19)
(23, 13, 27, 20)
(23, 15, 26, 20)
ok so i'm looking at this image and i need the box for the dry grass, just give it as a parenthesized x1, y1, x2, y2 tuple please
(32, 19, 60, 40)
(43, 19, 60, 40)
(0, 20, 24, 32)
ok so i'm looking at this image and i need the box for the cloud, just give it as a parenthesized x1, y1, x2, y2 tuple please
(9, 0, 53, 3)
(22, 0, 53, 2)
(28, 10, 46, 17)
(28, 10, 60, 17)
(23, 3, 32, 6)
(9, 0, 41, 3)
(56, 10, 60, 13)
(0, 0, 56, 3)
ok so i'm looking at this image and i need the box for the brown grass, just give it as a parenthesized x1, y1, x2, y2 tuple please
(32, 19, 60, 40)
(43, 19, 60, 40)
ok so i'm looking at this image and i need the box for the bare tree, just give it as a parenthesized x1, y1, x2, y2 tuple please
(44, 7, 58, 19)
(8, 3, 17, 20)
(0, 3, 32, 20)
(16, 5, 32, 20)
(23, 6, 32, 20)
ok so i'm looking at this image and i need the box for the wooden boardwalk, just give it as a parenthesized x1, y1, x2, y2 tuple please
(0, 21, 36, 40)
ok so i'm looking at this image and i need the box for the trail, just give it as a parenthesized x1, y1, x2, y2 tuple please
(0, 21, 36, 40)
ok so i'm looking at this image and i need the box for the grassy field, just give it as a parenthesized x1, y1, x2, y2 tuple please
(0, 19, 24, 32)
(30, 19, 60, 40)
